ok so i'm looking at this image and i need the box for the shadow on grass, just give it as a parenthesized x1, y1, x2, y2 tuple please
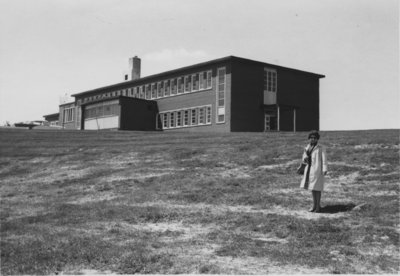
(320, 203, 356, 214)
(319, 203, 356, 213)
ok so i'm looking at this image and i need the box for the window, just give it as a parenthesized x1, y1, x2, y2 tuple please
(177, 77, 184, 94)
(138, 86, 143, 98)
(217, 69, 225, 107)
(170, 112, 176, 128)
(199, 107, 205, 124)
(164, 80, 170, 96)
(158, 105, 211, 129)
(84, 100, 119, 120)
(191, 108, 197, 125)
(192, 74, 199, 91)
(176, 111, 182, 127)
(183, 110, 189, 126)
(207, 71, 212, 88)
(145, 85, 151, 99)
(216, 67, 226, 123)
(264, 68, 277, 93)
(163, 113, 169, 128)
(184, 76, 191, 93)
(97, 105, 103, 117)
(104, 105, 111, 116)
(199, 72, 206, 90)
(151, 83, 157, 99)
(63, 107, 74, 123)
(170, 79, 177, 95)
(206, 106, 212, 124)
(157, 82, 163, 98)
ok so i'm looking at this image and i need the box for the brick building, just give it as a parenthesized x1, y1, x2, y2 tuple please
(56, 55, 324, 132)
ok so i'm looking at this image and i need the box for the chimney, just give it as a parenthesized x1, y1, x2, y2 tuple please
(129, 56, 141, 80)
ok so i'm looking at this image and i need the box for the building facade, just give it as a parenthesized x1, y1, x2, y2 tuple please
(57, 56, 324, 132)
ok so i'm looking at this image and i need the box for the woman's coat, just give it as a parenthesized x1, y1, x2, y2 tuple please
(300, 144, 328, 191)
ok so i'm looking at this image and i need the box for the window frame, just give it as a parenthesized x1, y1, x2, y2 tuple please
(264, 68, 277, 93)
(184, 75, 191, 93)
(216, 67, 226, 124)
(170, 78, 177, 95)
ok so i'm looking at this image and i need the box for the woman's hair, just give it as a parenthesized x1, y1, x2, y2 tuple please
(308, 130, 320, 139)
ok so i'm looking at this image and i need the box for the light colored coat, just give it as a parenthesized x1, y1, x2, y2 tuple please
(300, 144, 328, 191)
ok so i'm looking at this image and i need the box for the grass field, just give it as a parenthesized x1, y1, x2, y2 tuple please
(0, 128, 399, 274)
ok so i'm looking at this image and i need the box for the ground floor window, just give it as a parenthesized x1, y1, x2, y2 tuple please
(183, 110, 189, 126)
(63, 107, 74, 123)
(84, 101, 119, 120)
(159, 104, 212, 130)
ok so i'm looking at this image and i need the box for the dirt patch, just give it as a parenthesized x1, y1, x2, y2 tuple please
(354, 144, 399, 150)
(211, 256, 327, 274)
(219, 167, 252, 179)
(78, 269, 117, 275)
(334, 172, 360, 185)
(68, 193, 119, 204)
(330, 161, 373, 170)
(255, 159, 298, 170)
(124, 201, 348, 221)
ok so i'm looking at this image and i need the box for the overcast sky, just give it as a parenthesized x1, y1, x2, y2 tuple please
(0, 0, 398, 130)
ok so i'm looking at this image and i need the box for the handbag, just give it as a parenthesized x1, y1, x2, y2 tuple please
(296, 163, 306, 175)
(297, 144, 315, 175)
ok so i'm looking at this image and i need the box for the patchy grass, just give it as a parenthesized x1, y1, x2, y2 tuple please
(0, 128, 399, 274)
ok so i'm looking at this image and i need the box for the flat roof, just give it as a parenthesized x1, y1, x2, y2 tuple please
(72, 55, 325, 97)
(59, 101, 75, 107)
(78, 95, 156, 106)
(43, 112, 59, 118)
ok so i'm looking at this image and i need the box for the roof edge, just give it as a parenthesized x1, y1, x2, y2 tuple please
(72, 55, 324, 97)
(230, 56, 325, 78)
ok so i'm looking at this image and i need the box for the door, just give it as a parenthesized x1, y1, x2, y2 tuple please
(264, 114, 277, 131)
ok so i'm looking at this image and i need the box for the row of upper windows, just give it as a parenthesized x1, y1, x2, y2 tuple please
(79, 70, 213, 104)
(158, 105, 212, 130)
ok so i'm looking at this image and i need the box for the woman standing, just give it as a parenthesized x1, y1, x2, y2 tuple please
(300, 130, 328, 212)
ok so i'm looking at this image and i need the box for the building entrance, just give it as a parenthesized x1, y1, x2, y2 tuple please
(264, 114, 277, 131)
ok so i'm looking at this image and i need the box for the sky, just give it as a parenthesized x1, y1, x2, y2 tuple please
(0, 0, 398, 130)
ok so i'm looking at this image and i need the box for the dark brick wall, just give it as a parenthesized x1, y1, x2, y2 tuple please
(120, 98, 158, 131)
(230, 60, 265, 132)
(277, 70, 320, 131)
(230, 59, 321, 132)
